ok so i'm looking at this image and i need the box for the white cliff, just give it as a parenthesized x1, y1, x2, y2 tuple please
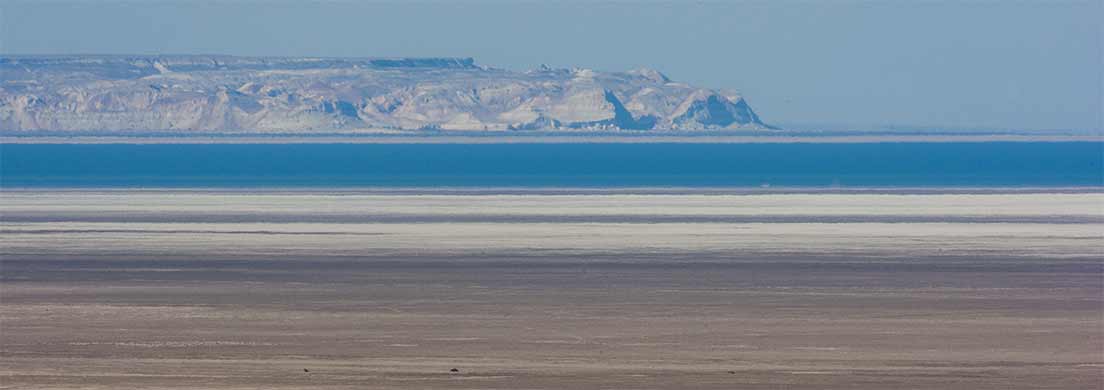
(0, 55, 774, 134)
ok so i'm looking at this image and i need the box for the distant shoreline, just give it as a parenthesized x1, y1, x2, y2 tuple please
(2, 187, 1101, 195)
(3, 134, 1101, 144)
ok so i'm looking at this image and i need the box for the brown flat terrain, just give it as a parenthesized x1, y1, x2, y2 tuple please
(1, 191, 1101, 389)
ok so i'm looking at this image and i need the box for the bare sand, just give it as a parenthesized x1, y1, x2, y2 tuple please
(1, 191, 1102, 389)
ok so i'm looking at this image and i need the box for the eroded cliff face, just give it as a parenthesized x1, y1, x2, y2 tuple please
(1, 55, 772, 133)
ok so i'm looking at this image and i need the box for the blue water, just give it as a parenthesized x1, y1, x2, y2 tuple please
(1, 143, 1101, 188)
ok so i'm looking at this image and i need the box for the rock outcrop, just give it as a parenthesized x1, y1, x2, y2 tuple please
(0, 55, 773, 133)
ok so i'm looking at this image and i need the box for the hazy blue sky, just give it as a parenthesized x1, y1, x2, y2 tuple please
(2, 0, 1100, 131)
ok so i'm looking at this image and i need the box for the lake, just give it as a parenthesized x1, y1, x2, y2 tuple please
(1, 142, 1101, 188)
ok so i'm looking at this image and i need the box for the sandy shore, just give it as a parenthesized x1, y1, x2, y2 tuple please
(2, 191, 1101, 389)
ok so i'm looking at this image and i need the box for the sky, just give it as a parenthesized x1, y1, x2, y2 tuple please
(1, 0, 1100, 131)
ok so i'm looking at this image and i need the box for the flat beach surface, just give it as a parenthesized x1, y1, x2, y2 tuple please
(2, 191, 1102, 389)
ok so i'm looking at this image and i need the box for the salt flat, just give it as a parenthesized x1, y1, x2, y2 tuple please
(1, 191, 1101, 389)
